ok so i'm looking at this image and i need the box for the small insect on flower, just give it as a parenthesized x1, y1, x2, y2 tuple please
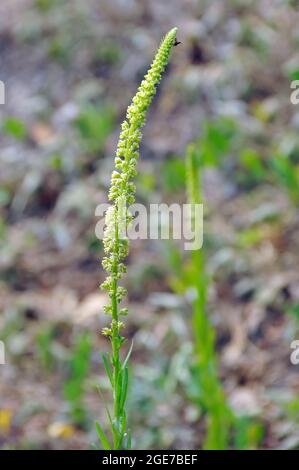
(174, 38, 182, 46)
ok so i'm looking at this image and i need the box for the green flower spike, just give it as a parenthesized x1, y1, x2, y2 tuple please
(97, 28, 178, 450)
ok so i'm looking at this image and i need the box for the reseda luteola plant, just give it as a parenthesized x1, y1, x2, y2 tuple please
(97, 28, 178, 450)
(186, 144, 232, 449)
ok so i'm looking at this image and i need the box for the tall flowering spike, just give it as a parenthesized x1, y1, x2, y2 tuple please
(98, 28, 178, 450)
(109, 27, 178, 204)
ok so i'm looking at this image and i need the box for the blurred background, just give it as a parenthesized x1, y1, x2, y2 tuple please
(1, 0, 299, 450)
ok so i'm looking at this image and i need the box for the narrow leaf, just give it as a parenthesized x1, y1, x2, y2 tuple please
(119, 367, 129, 414)
(122, 341, 134, 371)
(95, 421, 111, 450)
(100, 352, 113, 387)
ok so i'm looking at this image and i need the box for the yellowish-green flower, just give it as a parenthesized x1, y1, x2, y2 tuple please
(97, 27, 178, 450)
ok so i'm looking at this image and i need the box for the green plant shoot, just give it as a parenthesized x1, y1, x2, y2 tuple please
(186, 144, 232, 449)
(98, 27, 178, 450)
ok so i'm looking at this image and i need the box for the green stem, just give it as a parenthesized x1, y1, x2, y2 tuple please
(111, 209, 121, 448)
(186, 144, 231, 449)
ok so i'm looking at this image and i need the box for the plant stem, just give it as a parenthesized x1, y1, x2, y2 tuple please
(186, 144, 231, 449)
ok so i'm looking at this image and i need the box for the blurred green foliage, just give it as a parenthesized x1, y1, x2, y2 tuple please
(0, 187, 12, 207)
(74, 105, 115, 155)
(238, 148, 266, 188)
(161, 157, 186, 193)
(36, 326, 55, 372)
(2, 117, 27, 140)
(63, 332, 92, 427)
(285, 303, 299, 323)
(271, 153, 299, 204)
(197, 117, 236, 167)
(234, 416, 264, 450)
(35, 0, 59, 13)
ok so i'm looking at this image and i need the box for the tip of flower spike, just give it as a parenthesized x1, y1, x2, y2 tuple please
(164, 28, 179, 49)
(167, 27, 178, 38)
